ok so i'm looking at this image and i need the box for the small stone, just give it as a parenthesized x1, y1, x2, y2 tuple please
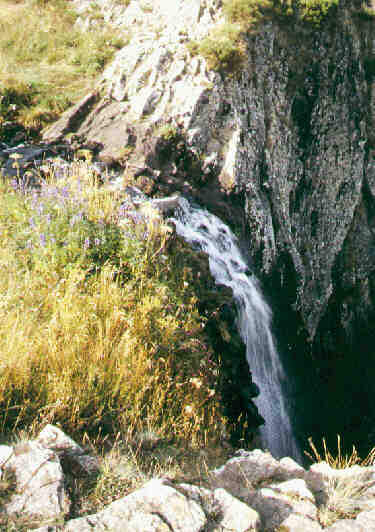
(279, 513, 323, 531)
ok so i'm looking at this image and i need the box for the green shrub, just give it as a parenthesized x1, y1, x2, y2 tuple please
(223, 0, 275, 30)
(298, 0, 338, 24)
(191, 0, 339, 73)
(197, 23, 245, 72)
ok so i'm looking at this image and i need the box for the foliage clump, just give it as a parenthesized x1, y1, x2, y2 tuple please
(193, 0, 339, 73)
(0, 164, 238, 449)
(305, 435, 375, 527)
(197, 23, 246, 72)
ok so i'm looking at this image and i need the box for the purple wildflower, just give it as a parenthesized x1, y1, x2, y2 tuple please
(70, 212, 83, 227)
(94, 237, 101, 246)
(60, 186, 70, 198)
(118, 201, 132, 217)
(83, 237, 90, 250)
(40, 233, 46, 247)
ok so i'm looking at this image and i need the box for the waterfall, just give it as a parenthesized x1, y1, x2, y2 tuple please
(171, 198, 300, 460)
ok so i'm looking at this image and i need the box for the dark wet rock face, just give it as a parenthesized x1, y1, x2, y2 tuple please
(227, 7, 375, 449)
(231, 14, 369, 341)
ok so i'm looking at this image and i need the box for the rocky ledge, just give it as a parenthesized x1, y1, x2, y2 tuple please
(1, 425, 375, 531)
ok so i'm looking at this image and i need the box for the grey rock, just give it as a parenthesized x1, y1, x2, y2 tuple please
(248, 486, 318, 531)
(150, 195, 181, 214)
(178, 483, 261, 531)
(211, 449, 283, 499)
(36, 424, 99, 475)
(63, 478, 206, 531)
(1, 441, 69, 522)
(268, 478, 315, 503)
(325, 520, 367, 532)
(355, 509, 375, 529)
(278, 513, 323, 531)
(213, 487, 261, 531)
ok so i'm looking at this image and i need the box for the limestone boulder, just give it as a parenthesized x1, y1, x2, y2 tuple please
(178, 483, 260, 531)
(211, 449, 285, 499)
(248, 486, 318, 532)
(325, 520, 367, 532)
(0, 441, 69, 524)
(63, 479, 207, 532)
(278, 513, 323, 531)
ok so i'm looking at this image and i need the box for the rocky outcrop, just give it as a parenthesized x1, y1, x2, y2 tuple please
(2, 426, 375, 531)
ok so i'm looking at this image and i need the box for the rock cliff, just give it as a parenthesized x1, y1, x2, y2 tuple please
(43, 0, 375, 449)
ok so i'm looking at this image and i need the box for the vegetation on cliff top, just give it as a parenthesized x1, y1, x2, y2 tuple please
(0, 0, 126, 140)
(0, 162, 254, 524)
(194, 0, 339, 72)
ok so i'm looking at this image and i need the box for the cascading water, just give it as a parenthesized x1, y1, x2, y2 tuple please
(171, 198, 300, 460)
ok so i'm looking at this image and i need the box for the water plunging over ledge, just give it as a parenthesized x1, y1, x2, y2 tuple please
(172, 198, 300, 461)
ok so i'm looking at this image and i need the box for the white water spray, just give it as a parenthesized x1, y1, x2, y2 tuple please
(172, 198, 300, 460)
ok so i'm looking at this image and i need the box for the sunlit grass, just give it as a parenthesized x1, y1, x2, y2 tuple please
(0, 0, 127, 137)
(0, 167, 230, 450)
(306, 435, 375, 527)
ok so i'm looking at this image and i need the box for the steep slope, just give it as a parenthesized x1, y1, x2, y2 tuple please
(44, 0, 375, 450)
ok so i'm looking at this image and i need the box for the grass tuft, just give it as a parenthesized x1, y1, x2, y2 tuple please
(305, 435, 375, 469)
(318, 475, 374, 526)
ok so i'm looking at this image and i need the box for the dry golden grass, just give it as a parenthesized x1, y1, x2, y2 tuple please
(305, 435, 375, 469)
(0, 167, 232, 450)
(318, 474, 374, 527)
(0, 168, 240, 525)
